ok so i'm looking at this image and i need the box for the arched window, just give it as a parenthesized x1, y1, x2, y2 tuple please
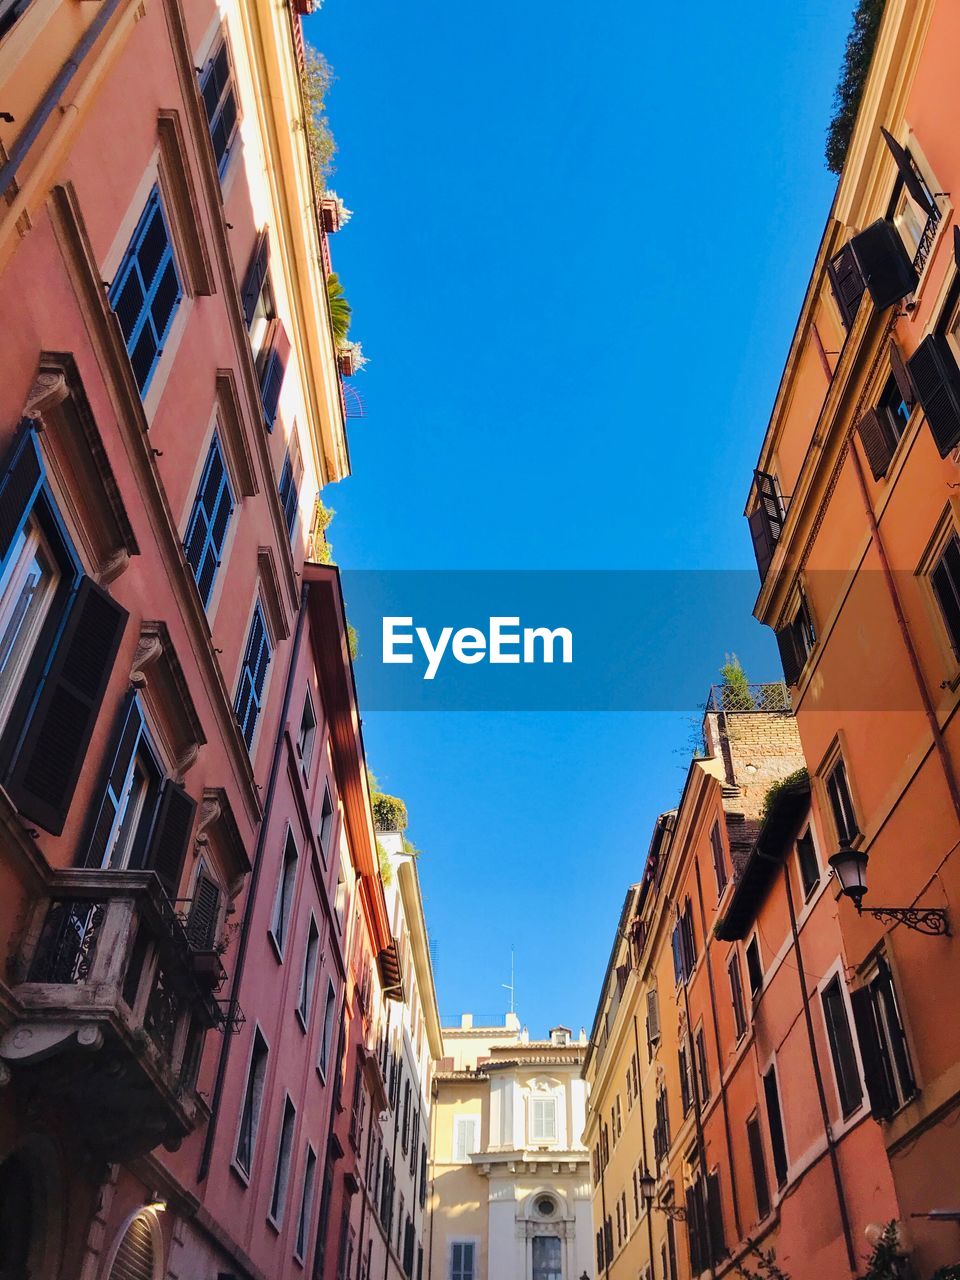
(0, 1151, 33, 1277)
(108, 1209, 163, 1280)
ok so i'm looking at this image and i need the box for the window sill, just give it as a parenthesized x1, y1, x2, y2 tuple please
(295, 1006, 307, 1033)
(266, 1213, 282, 1236)
(268, 930, 285, 964)
(230, 1159, 251, 1188)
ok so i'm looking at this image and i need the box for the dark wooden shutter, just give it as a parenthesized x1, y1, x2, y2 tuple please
(850, 219, 918, 310)
(187, 872, 221, 949)
(706, 1172, 725, 1262)
(826, 241, 867, 330)
(763, 1068, 789, 1186)
(746, 1116, 771, 1221)
(888, 337, 916, 409)
(775, 622, 803, 686)
(259, 321, 290, 431)
(850, 985, 897, 1120)
(7, 578, 127, 835)
(143, 780, 196, 897)
(241, 230, 270, 327)
(685, 1185, 702, 1277)
(874, 956, 916, 1100)
(748, 508, 774, 581)
(0, 428, 44, 572)
(857, 407, 897, 480)
(82, 692, 143, 867)
(907, 332, 960, 456)
(880, 128, 936, 217)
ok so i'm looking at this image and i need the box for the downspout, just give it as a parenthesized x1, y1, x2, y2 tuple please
(693, 858, 743, 1238)
(781, 856, 859, 1273)
(383, 1039, 403, 1280)
(678, 895, 717, 1280)
(0, 0, 127, 199)
(599, 1161, 611, 1280)
(354, 1064, 377, 1280)
(426, 1077, 438, 1280)
(631, 1013, 657, 1279)
(847, 437, 960, 822)
(198, 584, 309, 1181)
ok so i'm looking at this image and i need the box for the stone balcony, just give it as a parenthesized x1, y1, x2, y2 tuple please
(0, 868, 223, 1159)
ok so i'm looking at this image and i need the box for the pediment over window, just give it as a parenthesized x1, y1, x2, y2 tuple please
(257, 546, 292, 642)
(24, 354, 139, 583)
(157, 110, 215, 296)
(215, 370, 258, 498)
(195, 785, 250, 888)
(130, 621, 206, 778)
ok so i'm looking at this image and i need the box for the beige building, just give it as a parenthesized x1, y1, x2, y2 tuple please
(428, 1014, 593, 1280)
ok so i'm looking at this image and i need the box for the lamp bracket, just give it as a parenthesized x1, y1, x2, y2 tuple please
(860, 905, 950, 936)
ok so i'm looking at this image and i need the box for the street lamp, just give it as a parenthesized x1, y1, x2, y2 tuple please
(638, 1167, 656, 1207)
(829, 840, 950, 936)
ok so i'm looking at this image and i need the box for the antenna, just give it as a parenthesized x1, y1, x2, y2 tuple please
(501, 945, 516, 1016)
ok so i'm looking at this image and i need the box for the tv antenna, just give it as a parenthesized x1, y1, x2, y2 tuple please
(501, 945, 516, 1016)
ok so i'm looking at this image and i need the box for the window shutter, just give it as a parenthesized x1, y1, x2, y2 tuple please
(706, 1172, 725, 1262)
(241, 231, 270, 327)
(6, 578, 127, 835)
(856, 407, 898, 480)
(646, 988, 661, 1041)
(748, 508, 774, 581)
(0, 428, 44, 575)
(187, 872, 221, 949)
(260, 321, 291, 431)
(875, 957, 916, 1099)
(907, 332, 960, 456)
(685, 1186, 702, 1277)
(849, 219, 919, 310)
(880, 128, 937, 218)
(143, 779, 196, 897)
(888, 337, 916, 410)
(775, 623, 803, 687)
(749, 470, 784, 580)
(826, 241, 867, 330)
(850, 985, 896, 1121)
(82, 692, 144, 867)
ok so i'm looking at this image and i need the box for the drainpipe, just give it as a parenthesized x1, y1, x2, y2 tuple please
(0, 0, 127, 200)
(631, 1014, 657, 1279)
(847, 438, 960, 823)
(383, 1036, 402, 1280)
(693, 859, 743, 1239)
(426, 1077, 438, 1280)
(678, 893, 717, 1280)
(781, 857, 859, 1273)
(598, 1160, 611, 1280)
(198, 584, 309, 1181)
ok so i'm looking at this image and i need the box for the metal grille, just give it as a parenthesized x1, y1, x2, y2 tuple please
(705, 682, 791, 713)
(29, 900, 105, 984)
(144, 964, 179, 1057)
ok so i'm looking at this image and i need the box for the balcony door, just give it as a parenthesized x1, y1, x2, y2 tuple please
(532, 1235, 561, 1280)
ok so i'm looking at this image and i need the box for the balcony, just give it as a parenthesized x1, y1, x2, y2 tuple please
(705, 682, 791, 713)
(0, 869, 222, 1158)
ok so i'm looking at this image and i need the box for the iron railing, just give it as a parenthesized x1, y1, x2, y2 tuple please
(913, 207, 941, 274)
(705, 682, 791, 714)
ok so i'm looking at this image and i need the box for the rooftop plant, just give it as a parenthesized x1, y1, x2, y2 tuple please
(367, 770, 409, 832)
(302, 46, 336, 191)
(761, 767, 810, 821)
(377, 839, 394, 885)
(825, 0, 885, 174)
(719, 653, 756, 711)
(326, 273, 351, 345)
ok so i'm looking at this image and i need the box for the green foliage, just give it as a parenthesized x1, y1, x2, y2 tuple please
(377, 839, 394, 885)
(931, 1267, 960, 1280)
(326, 272, 352, 345)
(857, 1223, 909, 1280)
(719, 653, 756, 711)
(315, 500, 335, 532)
(302, 46, 336, 189)
(825, 0, 885, 174)
(735, 1244, 792, 1280)
(761, 767, 810, 820)
(347, 622, 359, 662)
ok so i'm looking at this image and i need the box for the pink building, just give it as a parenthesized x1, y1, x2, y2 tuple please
(0, 0, 391, 1273)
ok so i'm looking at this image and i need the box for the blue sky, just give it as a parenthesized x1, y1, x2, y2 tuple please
(304, 0, 852, 1036)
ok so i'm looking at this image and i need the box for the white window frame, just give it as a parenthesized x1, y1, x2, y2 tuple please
(268, 1093, 297, 1228)
(452, 1115, 480, 1163)
(450, 1240, 477, 1280)
(269, 825, 299, 959)
(297, 690, 317, 774)
(296, 913, 320, 1030)
(317, 979, 337, 1080)
(529, 1095, 558, 1145)
(0, 515, 61, 734)
(234, 1024, 270, 1181)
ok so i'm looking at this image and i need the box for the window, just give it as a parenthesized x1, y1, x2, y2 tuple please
(87, 698, 163, 872)
(823, 975, 864, 1116)
(695, 1026, 710, 1104)
(298, 693, 317, 771)
(746, 1113, 771, 1221)
(0, 513, 62, 730)
(269, 1095, 296, 1225)
(710, 821, 727, 896)
(451, 1243, 475, 1280)
(679, 1044, 694, 1115)
(625, 1066, 634, 1110)
(297, 916, 320, 1027)
(762, 1066, 789, 1187)
(796, 827, 820, 898)
(109, 187, 182, 394)
(335, 1209, 354, 1280)
(653, 1087, 670, 1166)
(319, 784, 335, 859)
(270, 828, 299, 956)
(932, 534, 960, 658)
(452, 1116, 479, 1162)
(295, 1145, 317, 1261)
(749, 469, 787, 579)
(334, 859, 348, 929)
(0, 0, 31, 40)
(200, 37, 239, 175)
(532, 1236, 561, 1280)
(825, 756, 859, 845)
(419, 1142, 428, 1206)
(235, 1029, 268, 1175)
(646, 985, 661, 1052)
(776, 590, 817, 685)
(184, 435, 234, 609)
(728, 954, 747, 1040)
(278, 450, 301, 540)
(242, 231, 276, 355)
(401, 1080, 411, 1151)
(745, 936, 763, 997)
(186, 868, 221, 950)
(258, 322, 291, 432)
(685, 1170, 725, 1275)
(318, 980, 337, 1078)
(851, 956, 916, 1118)
(612, 1093, 622, 1141)
(671, 922, 684, 986)
(530, 1097, 557, 1143)
(235, 601, 271, 750)
(679, 897, 697, 979)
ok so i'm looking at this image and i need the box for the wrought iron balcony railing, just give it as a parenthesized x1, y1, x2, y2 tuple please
(0, 868, 223, 1158)
(705, 682, 791, 714)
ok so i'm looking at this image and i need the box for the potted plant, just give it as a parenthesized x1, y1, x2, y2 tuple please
(337, 340, 367, 377)
(320, 191, 352, 234)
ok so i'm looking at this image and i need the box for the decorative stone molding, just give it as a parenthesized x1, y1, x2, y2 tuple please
(195, 786, 250, 883)
(157, 110, 215, 296)
(129, 622, 205, 778)
(215, 371, 258, 498)
(257, 546, 292, 643)
(24, 354, 139, 583)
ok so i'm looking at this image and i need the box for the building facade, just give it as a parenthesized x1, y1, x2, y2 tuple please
(746, 0, 960, 1271)
(428, 1015, 593, 1280)
(0, 0, 372, 1271)
(584, 700, 900, 1280)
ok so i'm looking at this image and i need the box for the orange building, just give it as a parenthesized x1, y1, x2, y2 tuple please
(746, 0, 960, 1271)
(584, 698, 900, 1280)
